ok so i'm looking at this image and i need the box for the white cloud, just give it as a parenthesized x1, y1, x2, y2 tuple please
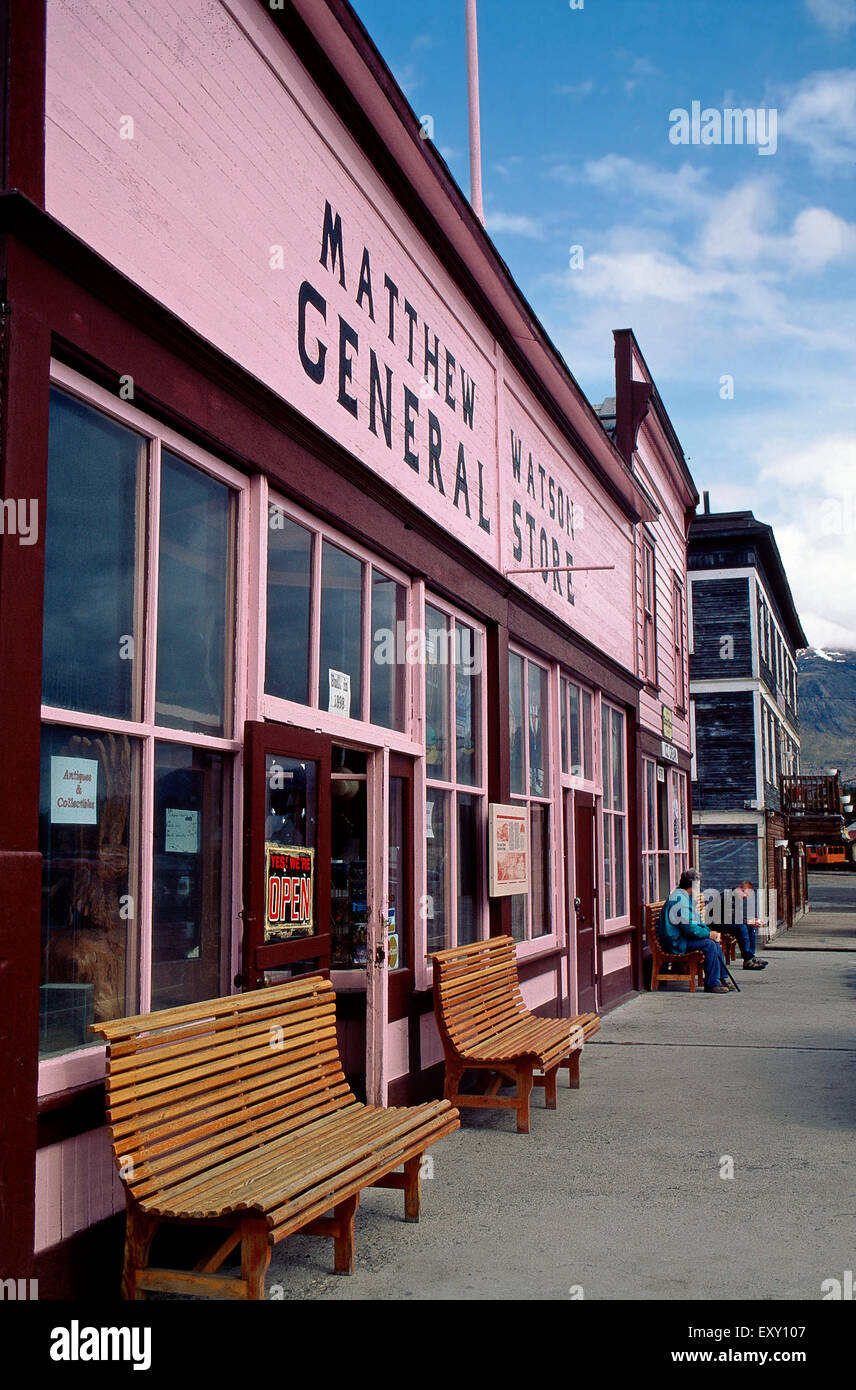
(485, 210, 545, 239)
(555, 81, 594, 97)
(805, 0, 856, 34)
(781, 68, 856, 171)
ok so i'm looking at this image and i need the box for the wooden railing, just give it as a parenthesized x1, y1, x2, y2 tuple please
(780, 774, 842, 816)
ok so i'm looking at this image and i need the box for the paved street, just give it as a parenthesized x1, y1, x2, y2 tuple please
(262, 885, 856, 1301)
(768, 871, 856, 952)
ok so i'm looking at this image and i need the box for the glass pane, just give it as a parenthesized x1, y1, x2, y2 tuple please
(509, 652, 525, 796)
(157, 452, 233, 736)
(455, 624, 481, 786)
(601, 704, 611, 810)
(425, 605, 450, 782)
(645, 762, 656, 851)
(265, 753, 316, 851)
(613, 815, 626, 918)
(266, 509, 312, 705)
(371, 572, 407, 730)
(456, 793, 480, 945)
(425, 788, 450, 955)
(569, 682, 582, 777)
(612, 708, 625, 812)
(530, 802, 551, 937)
(602, 813, 613, 920)
(319, 542, 363, 719)
(151, 744, 226, 1011)
(511, 887, 526, 942)
(43, 390, 143, 720)
(330, 750, 368, 968)
(560, 678, 569, 775)
(582, 690, 593, 780)
(529, 663, 548, 797)
(657, 851, 671, 901)
(39, 725, 140, 1057)
(387, 776, 406, 970)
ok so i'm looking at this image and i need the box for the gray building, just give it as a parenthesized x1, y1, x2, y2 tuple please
(688, 506, 808, 933)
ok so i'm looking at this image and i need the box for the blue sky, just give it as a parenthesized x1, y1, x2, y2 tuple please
(352, 0, 856, 648)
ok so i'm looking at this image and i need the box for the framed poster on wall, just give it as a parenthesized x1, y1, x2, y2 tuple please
(488, 803, 529, 897)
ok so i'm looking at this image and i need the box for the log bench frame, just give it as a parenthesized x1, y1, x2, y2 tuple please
(431, 936, 600, 1133)
(91, 978, 459, 1300)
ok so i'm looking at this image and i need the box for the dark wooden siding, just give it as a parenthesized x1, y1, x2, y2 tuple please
(697, 824, 759, 895)
(689, 578, 751, 680)
(693, 691, 757, 808)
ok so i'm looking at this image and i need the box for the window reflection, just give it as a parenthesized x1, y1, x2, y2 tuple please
(156, 452, 233, 736)
(266, 510, 312, 705)
(43, 390, 143, 720)
(319, 542, 363, 719)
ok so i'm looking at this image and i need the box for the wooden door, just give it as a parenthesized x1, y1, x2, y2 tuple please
(572, 790, 597, 1012)
(240, 721, 331, 989)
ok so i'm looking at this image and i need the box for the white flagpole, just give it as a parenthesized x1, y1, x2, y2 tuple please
(465, 0, 485, 224)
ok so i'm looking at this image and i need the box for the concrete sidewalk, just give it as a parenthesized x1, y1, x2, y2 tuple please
(768, 873, 856, 952)
(264, 949, 856, 1301)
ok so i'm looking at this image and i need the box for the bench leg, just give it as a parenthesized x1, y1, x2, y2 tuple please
(567, 1050, 581, 1090)
(333, 1193, 359, 1275)
(444, 1062, 464, 1104)
(122, 1199, 159, 1301)
(544, 1066, 558, 1110)
(403, 1155, 422, 1223)
(241, 1219, 271, 1301)
(515, 1060, 533, 1134)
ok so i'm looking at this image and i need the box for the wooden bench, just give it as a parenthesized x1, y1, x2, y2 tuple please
(645, 901, 705, 990)
(431, 936, 600, 1133)
(90, 977, 459, 1300)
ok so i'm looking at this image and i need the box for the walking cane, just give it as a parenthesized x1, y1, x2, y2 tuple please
(722, 961, 741, 992)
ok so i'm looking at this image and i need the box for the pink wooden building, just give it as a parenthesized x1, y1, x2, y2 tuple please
(0, 0, 696, 1295)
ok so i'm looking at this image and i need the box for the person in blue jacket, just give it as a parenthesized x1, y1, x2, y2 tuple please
(659, 868, 733, 994)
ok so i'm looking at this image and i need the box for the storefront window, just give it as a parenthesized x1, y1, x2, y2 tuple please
(319, 541, 364, 720)
(151, 744, 226, 1011)
(265, 500, 409, 734)
(602, 702, 628, 922)
(425, 600, 486, 952)
(330, 747, 368, 968)
(266, 510, 313, 706)
(39, 379, 242, 1066)
(39, 726, 140, 1056)
(509, 650, 552, 942)
(43, 389, 144, 720)
(560, 677, 594, 781)
(156, 452, 234, 737)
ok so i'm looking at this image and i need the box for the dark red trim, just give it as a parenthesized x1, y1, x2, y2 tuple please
(37, 1081, 106, 1148)
(1, 0, 46, 204)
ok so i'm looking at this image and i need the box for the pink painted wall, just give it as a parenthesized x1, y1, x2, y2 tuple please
(45, 0, 637, 670)
(34, 1129, 124, 1252)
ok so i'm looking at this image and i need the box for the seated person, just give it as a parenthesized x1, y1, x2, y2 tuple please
(659, 868, 733, 994)
(704, 880, 768, 971)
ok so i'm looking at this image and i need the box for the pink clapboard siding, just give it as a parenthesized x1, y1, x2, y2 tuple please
(601, 942, 631, 975)
(34, 1129, 125, 1253)
(45, 0, 636, 666)
(503, 372, 635, 666)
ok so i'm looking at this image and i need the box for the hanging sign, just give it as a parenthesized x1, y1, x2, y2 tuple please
(488, 803, 529, 897)
(50, 756, 98, 825)
(662, 705, 674, 741)
(264, 843, 315, 940)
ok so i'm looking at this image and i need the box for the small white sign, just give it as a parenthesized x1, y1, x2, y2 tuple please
(328, 668, 351, 717)
(165, 808, 199, 854)
(50, 756, 98, 825)
(425, 801, 434, 839)
(661, 741, 679, 765)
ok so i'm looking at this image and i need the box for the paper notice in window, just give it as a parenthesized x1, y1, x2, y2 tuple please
(50, 756, 98, 825)
(165, 808, 199, 854)
(328, 669, 351, 717)
(489, 804, 529, 896)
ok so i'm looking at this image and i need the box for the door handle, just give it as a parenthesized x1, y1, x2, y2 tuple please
(574, 897, 582, 912)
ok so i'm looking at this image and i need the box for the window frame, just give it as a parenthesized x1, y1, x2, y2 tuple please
(261, 483, 419, 756)
(600, 699, 630, 931)
(421, 593, 489, 963)
(642, 533, 658, 687)
(508, 644, 561, 955)
(673, 573, 686, 712)
(39, 362, 249, 1097)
